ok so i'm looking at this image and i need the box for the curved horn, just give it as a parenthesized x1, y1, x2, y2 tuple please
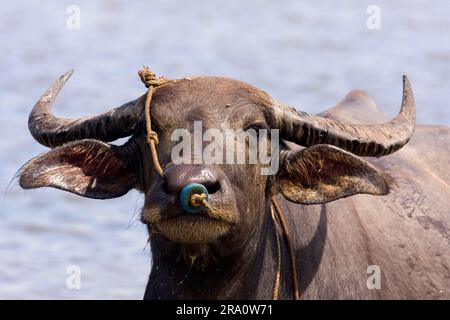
(271, 76, 415, 157)
(28, 70, 144, 148)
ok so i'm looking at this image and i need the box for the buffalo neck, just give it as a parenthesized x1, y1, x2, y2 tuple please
(143, 203, 292, 299)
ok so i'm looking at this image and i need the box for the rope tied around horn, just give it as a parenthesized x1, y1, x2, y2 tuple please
(138, 66, 169, 177)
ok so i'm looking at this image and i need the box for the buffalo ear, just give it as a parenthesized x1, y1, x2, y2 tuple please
(19, 140, 136, 199)
(275, 144, 390, 204)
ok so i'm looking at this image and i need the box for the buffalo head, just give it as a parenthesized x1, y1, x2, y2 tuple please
(19, 70, 415, 266)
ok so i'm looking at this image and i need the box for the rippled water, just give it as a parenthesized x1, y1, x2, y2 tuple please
(1, 0, 449, 299)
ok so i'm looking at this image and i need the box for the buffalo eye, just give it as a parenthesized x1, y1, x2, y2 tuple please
(243, 122, 269, 138)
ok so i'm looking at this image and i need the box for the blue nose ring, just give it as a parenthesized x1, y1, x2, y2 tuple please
(179, 183, 209, 214)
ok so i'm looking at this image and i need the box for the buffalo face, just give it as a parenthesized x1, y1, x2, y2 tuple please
(19, 71, 415, 265)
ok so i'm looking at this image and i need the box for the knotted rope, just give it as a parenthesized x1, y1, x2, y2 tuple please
(138, 66, 169, 177)
(270, 204, 282, 300)
(271, 197, 300, 300)
(189, 193, 208, 208)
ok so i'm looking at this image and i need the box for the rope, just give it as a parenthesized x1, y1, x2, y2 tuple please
(188, 193, 232, 221)
(138, 66, 168, 88)
(190, 194, 300, 300)
(271, 197, 300, 300)
(138, 66, 169, 177)
(190, 193, 208, 208)
(270, 205, 282, 300)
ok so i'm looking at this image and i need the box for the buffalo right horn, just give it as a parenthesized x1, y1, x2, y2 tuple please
(270, 76, 416, 157)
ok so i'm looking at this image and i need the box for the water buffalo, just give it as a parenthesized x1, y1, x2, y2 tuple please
(19, 70, 450, 299)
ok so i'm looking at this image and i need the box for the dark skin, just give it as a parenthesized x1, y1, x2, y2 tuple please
(20, 76, 450, 299)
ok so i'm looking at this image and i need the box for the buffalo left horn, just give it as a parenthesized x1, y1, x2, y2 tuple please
(28, 70, 144, 148)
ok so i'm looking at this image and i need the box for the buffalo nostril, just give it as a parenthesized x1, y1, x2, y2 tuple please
(161, 178, 170, 194)
(162, 164, 221, 196)
(205, 180, 220, 195)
